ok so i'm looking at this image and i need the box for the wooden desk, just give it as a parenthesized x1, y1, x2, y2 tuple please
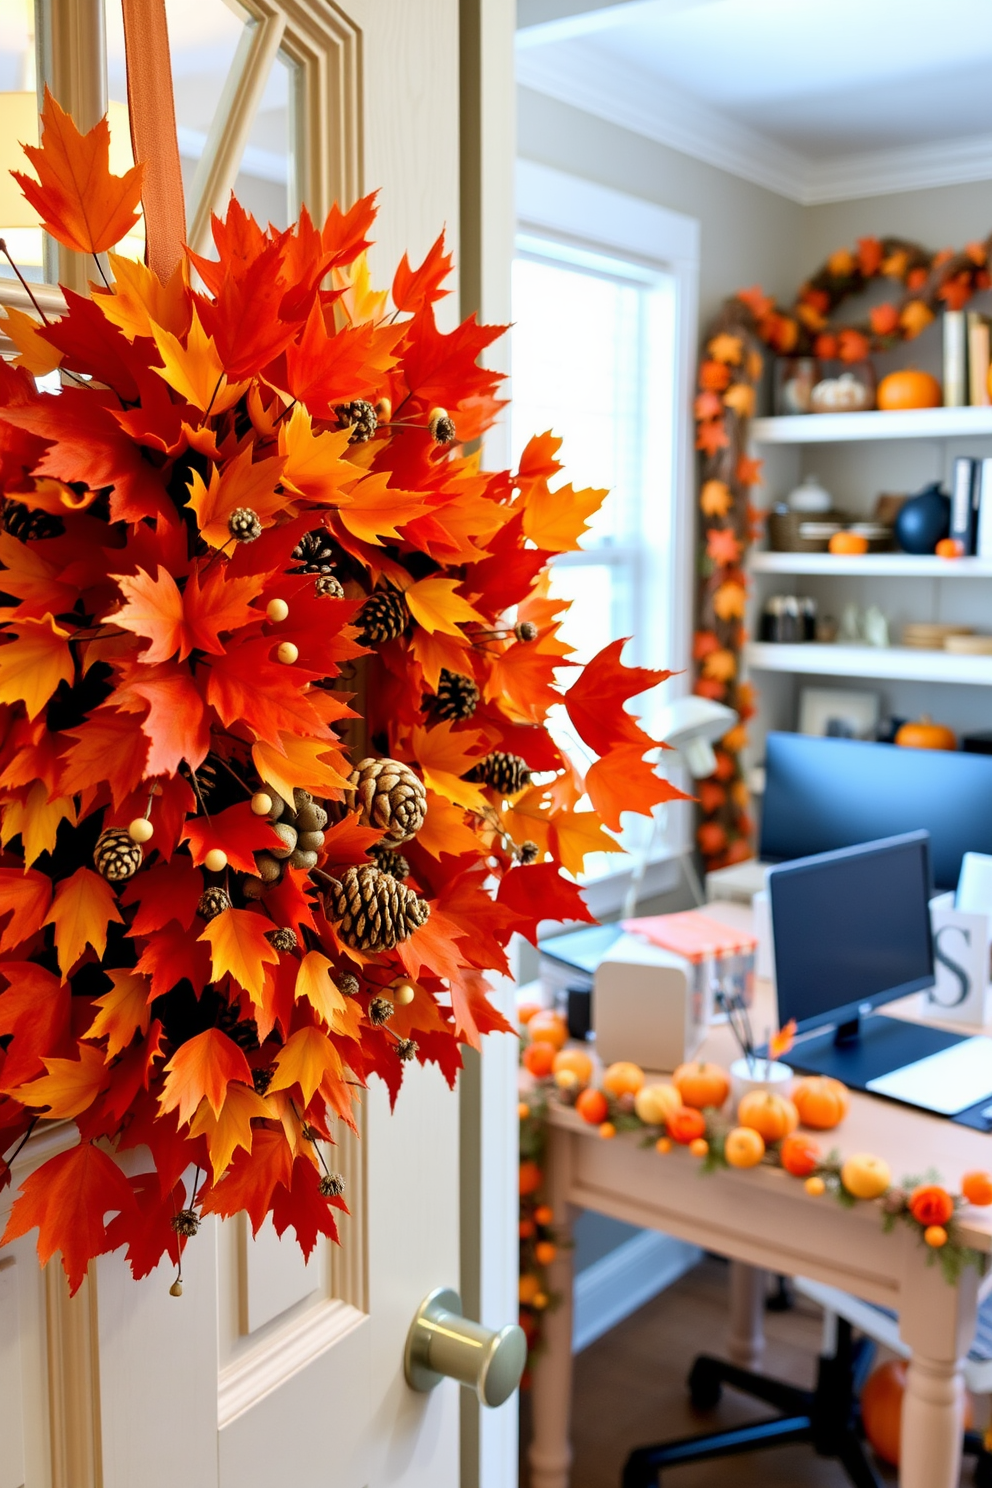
(527, 905, 992, 1488)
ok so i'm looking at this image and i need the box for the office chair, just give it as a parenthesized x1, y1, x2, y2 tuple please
(621, 1280, 992, 1488)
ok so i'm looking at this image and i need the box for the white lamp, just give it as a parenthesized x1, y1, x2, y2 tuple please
(622, 694, 740, 916)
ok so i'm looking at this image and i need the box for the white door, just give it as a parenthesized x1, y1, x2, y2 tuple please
(0, 4, 516, 1486)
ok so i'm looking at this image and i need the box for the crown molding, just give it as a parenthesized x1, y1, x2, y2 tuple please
(517, 41, 992, 205)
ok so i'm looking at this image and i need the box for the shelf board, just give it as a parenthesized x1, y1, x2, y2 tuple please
(750, 407, 992, 444)
(748, 552, 992, 578)
(745, 641, 992, 686)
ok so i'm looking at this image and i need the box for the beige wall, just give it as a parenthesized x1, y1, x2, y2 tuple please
(802, 180, 992, 269)
(518, 86, 805, 324)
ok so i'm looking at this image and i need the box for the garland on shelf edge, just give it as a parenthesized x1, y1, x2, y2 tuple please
(0, 92, 689, 1295)
(692, 230, 992, 872)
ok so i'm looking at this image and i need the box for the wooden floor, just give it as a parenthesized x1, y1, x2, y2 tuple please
(519, 1253, 971, 1487)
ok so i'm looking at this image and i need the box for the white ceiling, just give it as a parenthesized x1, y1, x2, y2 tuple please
(516, 0, 992, 202)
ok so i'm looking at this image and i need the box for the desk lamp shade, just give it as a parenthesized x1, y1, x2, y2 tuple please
(658, 695, 739, 778)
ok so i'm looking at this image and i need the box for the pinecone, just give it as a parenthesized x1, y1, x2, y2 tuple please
(2, 500, 64, 542)
(266, 926, 298, 952)
(290, 529, 338, 575)
(322, 865, 429, 953)
(315, 573, 344, 598)
(171, 1208, 200, 1239)
(228, 506, 262, 543)
(514, 620, 538, 643)
(335, 399, 378, 443)
(93, 828, 143, 883)
(197, 886, 231, 920)
(435, 668, 479, 721)
(252, 1065, 275, 1095)
(358, 588, 410, 645)
(517, 840, 540, 865)
(319, 1172, 345, 1198)
(349, 757, 427, 844)
(369, 843, 410, 880)
(339, 973, 360, 997)
(396, 1038, 419, 1062)
(466, 751, 531, 796)
(428, 407, 457, 444)
(369, 995, 394, 1026)
(216, 1000, 260, 1051)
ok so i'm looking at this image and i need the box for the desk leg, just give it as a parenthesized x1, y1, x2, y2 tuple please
(727, 1261, 766, 1368)
(528, 1126, 574, 1488)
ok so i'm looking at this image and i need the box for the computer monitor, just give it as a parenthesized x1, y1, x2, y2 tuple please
(768, 831, 934, 1038)
(760, 732, 992, 890)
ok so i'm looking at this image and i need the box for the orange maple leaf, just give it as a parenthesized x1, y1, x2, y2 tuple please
(736, 285, 774, 319)
(712, 580, 748, 622)
(696, 420, 729, 455)
(0, 867, 52, 953)
(707, 333, 743, 365)
(410, 721, 488, 813)
(108, 564, 259, 664)
(186, 448, 288, 549)
(702, 647, 737, 682)
(1, 781, 77, 867)
(252, 733, 351, 804)
(44, 866, 123, 978)
(698, 360, 732, 392)
(736, 455, 763, 488)
(188, 1081, 271, 1181)
(278, 404, 354, 503)
(519, 480, 607, 552)
(267, 1025, 345, 1107)
(550, 809, 621, 878)
(94, 252, 192, 342)
(0, 613, 74, 720)
(150, 308, 250, 415)
(12, 87, 143, 256)
(700, 480, 733, 519)
(294, 950, 353, 1033)
(403, 575, 485, 635)
(723, 383, 755, 419)
(706, 528, 741, 567)
(12, 1042, 109, 1119)
(84, 970, 151, 1058)
(334, 471, 429, 547)
(158, 1026, 253, 1127)
(198, 908, 279, 1003)
(585, 747, 689, 831)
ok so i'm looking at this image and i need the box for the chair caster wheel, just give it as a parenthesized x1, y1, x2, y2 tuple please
(688, 1358, 722, 1411)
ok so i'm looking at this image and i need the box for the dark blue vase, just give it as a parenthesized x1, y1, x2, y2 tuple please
(895, 483, 951, 554)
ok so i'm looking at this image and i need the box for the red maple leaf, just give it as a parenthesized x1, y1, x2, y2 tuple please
(706, 527, 741, 567)
(181, 801, 282, 875)
(564, 638, 671, 758)
(269, 1154, 343, 1258)
(104, 1171, 186, 1280)
(121, 859, 203, 935)
(132, 918, 212, 1001)
(392, 231, 454, 314)
(0, 962, 71, 1089)
(496, 863, 595, 944)
(585, 747, 691, 832)
(199, 1126, 293, 1233)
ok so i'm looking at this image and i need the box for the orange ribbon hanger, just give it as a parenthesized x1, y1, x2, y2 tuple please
(120, 0, 186, 281)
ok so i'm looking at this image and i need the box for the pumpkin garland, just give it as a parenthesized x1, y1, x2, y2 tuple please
(0, 94, 687, 1294)
(693, 230, 992, 872)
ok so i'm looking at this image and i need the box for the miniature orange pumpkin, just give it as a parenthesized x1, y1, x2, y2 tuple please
(724, 1126, 765, 1168)
(522, 1042, 556, 1079)
(634, 1082, 682, 1126)
(527, 1010, 569, 1049)
(935, 537, 964, 558)
(673, 1061, 730, 1110)
(518, 1001, 543, 1025)
(519, 1161, 542, 1196)
(908, 1184, 954, 1227)
(737, 1090, 799, 1142)
(840, 1152, 891, 1200)
(877, 368, 942, 410)
(780, 1133, 821, 1177)
(792, 1075, 850, 1129)
(666, 1106, 707, 1145)
(862, 1360, 973, 1467)
(602, 1061, 645, 1097)
(894, 715, 957, 751)
(553, 1048, 594, 1086)
(828, 530, 869, 555)
(962, 1171, 992, 1206)
(575, 1087, 609, 1126)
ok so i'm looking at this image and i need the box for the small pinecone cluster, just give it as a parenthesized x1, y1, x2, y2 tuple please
(197, 886, 232, 920)
(322, 864, 429, 953)
(216, 998, 260, 1051)
(290, 530, 344, 596)
(358, 587, 409, 644)
(266, 926, 298, 952)
(335, 399, 378, 443)
(245, 789, 328, 895)
(319, 1172, 345, 1198)
(466, 751, 531, 796)
(93, 828, 143, 883)
(516, 840, 540, 865)
(369, 842, 410, 880)
(2, 499, 64, 542)
(228, 506, 262, 543)
(434, 668, 479, 721)
(170, 1208, 201, 1239)
(349, 757, 426, 844)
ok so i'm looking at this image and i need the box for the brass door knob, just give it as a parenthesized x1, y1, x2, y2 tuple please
(404, 1287, 526, 1407)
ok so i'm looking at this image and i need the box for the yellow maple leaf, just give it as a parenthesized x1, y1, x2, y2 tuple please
(410, 627, 473, 692)
(707, 333, 743, 365)
(252, 734, 351, 804)
(267, 1026, 344, 1106)
(278, 403, 354, 504)
(84, 970, 152, 1058)
(0, 613, 74, 720)
(44, 866, 123, 979)
(1, 306, 62, 376)
(700, 480, 733, 519)
(404, 575, 486, 636)
(94, 252, 190, 342)
(151, 307, 249, 414)
(552, 809, 621, 878)
(295, 950, 352, 1033)
(335, 251, 390, 326)
(198, 907, 279, 1003)
(410, 722, 489, 814)
(189, 1082, 270, 1181)
(186, 447, 289, 549)
(713, 581, 747, 621)
(521, 481, 607, 552)
(11, 1043, 108, 1119)
(0, 781, 76, 866)
(416, 789, 486, 860)
(158, 1026, 253, 1126)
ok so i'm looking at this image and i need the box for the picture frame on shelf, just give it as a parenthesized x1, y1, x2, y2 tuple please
(799, 687, 880, 741)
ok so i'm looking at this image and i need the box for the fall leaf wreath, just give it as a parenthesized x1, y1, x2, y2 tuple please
(693, 231, 992, 872)
(0, 93, 685, 1293)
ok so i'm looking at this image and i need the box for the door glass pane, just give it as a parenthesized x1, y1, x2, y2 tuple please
(0, 0, 42, 280)
(232, 49, 296, 231)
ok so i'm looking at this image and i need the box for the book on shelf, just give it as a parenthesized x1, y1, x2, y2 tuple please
(968, 312, 991, 407)
(944, 310, 967, 407)
(977, 458, 992, 560)
(950, 455, 979, 554)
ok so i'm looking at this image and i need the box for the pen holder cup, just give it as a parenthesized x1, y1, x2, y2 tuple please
(730, 1058, 794, 1107)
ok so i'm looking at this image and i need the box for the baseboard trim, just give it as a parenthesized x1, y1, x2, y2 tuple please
(573, 1230, 702, 1353)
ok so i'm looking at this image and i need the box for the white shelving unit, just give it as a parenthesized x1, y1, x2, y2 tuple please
(746, 406, 992, 749)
